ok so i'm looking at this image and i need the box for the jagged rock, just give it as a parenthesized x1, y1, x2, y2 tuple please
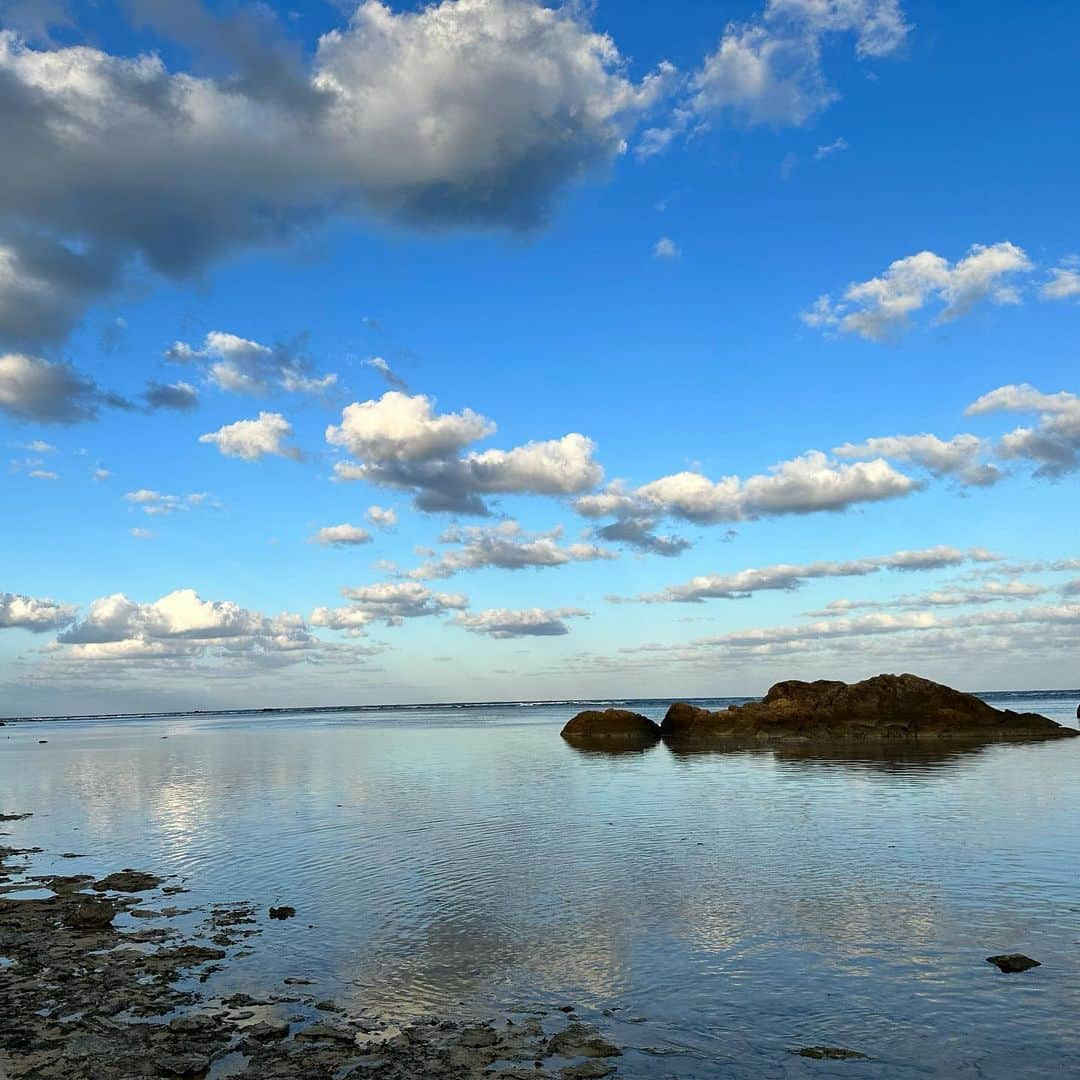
(987, 953, 1041, 973)
(546, 1023, 622, 1058)
(662, 674, 1078, 744)
(93, 870, 163, 893)
(268, 905, 296, 920)
(62, 896, 117, 929)
(155, 1052, 211, 1076)
(560, 709, 661, 745)
(247, 1019, 291, 1040)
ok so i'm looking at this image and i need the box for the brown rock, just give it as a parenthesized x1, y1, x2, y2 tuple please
(661, 674, 1079, 744)
(62, 896, 117, 929)
(546, 1023, 621, 1058)
(560, 709, 661, 745)
(93, 870, 163, 893)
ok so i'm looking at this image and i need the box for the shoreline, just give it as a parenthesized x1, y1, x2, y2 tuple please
(0, 819, 633, 1079)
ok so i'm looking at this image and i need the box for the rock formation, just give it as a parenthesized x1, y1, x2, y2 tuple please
(561, 708, 661, 745)
(660, 674, 1078, 744)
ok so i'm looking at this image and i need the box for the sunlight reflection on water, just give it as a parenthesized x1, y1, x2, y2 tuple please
(2, 693, 1079, 1077)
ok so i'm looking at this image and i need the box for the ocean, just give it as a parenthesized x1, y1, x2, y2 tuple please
(2, 690, 1078, 1077)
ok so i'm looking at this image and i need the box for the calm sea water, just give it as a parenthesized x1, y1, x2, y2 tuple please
(2, 692, 1079, 1077)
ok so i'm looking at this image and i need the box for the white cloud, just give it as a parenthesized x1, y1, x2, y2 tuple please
(364, 356, 408, 391)
(28, 467, 58, 480)
(311, 523, 373, 547)
(168, 331, 336, 397)
(200, 412, 300, 461)
(639, 0, 909, 152)
(803, 242, 1033, 341)
(452, 606, 588, 638)
(329, 392, 602, 514)
(833, 432, 1001, 486)
(814, 135, 848, 159)
(408, 521, 617, 579)
(327, 391, 494, 464)
(130, 527, 154, 540)
(578, 451, 916, 527)
(628, 545, 997, 603)
(654, 236, 680, 259)
(312, 581, 469, 633)
(966, 383, 1080, 477)
(123, 489, 210, 516)
(1041, 262, 1080, 301)
(0, 352, 127, 423)
(93, 467, 110, 481)
(0, 591, 77, 632)
(0, 0, 672, 344)
(365, 505, 398, 530)
(46, 588, 335, 671)
(807, 579, 1046, 615)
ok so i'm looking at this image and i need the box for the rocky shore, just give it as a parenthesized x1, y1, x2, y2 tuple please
(562, 674, 1078, 747)
(0, 823, 627, 1080)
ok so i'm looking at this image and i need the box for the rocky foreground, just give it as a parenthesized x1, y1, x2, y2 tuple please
(0, 826, 626, 1080)
(563, 674, 1079, 746)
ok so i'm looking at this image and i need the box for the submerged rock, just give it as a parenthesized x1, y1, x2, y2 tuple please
(795, 1046, 868, 1060)
(560, 709, 661, 745)
(268, 905, 296, 920)
(987, 953, 1041, 973)
(661, 674, 1079, 744)
(546, 1023, 622, 1058)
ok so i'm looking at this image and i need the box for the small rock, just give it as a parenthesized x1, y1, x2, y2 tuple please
(283, 976, 313, 985)
(247, 1019, 291, 1040)
(547, 1024, 622, 1059)
(93, 869, 163, 893)
(62, 896, 117, 929)
(987, 953, 1041, 973)
(795, 1046, 868, 1060)
(296, 1021, 357, 1043)
(315, 999, 343, 1012)
(459, 1025, 499, 1048)
(0, 813, 32, 822)
(155, 1052, 211, 1076)
(562, 1063, 615, 1080)
(269, 905, 296, 920)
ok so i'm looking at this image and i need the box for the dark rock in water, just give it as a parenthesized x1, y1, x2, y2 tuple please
(93, 869, 163, 893)
(561, 709, 661, 745)
(269, 905, 296, 920)
(155, 1052, 211, 1076)
(0, 812, 31, 822)
(563, 1063, 617, 1079)
(661, 674, 1079, 744)
(546, 1023, 622, 1058)
(247, 1019, 291, 1040)
(987, 953, 1041, 973)
(795, 1046, 867, 1060)
(63, 896, 117, 929)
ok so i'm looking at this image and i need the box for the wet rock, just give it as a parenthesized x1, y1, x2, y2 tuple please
(546, 1024, 622, 1058)
(268, 905, 296, 920)
(987, 953, 1041, 973)
(662, 674, 1079, 744)
(0, 813, 32, 822)
(560, 709, 661, 745)
(247, 1019, 291, 1040)
(155, 1051, 211, 1075)
(795, 1046, 868, 1060)
(62, 896, 117, 929)
(315, 999, 343, 1012)
(283, 976, 312, 985)
(459, 1025, 499, 1048)
(295, 1021, 357, 1043)
(562, 1063, 616, 1079)
(93, 870, 163, 893)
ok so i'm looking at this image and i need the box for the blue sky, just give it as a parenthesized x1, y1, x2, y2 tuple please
(1, 0, 1078, 715)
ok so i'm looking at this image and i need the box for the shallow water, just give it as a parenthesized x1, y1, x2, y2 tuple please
(2, 691, 1079, 1078)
